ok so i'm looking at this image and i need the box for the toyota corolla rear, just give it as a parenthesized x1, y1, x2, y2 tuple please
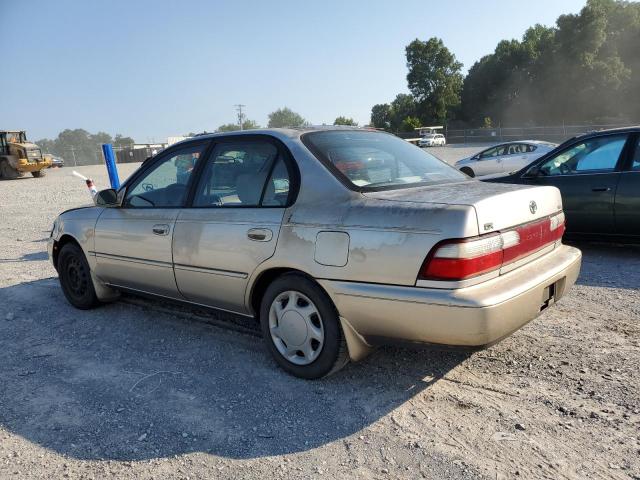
(300, 129, 582, 351)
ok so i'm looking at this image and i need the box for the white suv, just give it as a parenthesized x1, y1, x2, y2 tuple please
(418, 133, 446, 147)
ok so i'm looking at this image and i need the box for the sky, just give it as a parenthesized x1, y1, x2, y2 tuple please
(1, 0, 587, 143)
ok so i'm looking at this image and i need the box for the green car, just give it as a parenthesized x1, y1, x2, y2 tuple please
(485, 126, 640, 240)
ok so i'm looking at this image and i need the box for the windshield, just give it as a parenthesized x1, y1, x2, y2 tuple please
(302, 130, 466, 191)
(5, 132, 27, 143)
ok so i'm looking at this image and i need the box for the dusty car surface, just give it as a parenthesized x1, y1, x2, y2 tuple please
(49, 127, 582, 378)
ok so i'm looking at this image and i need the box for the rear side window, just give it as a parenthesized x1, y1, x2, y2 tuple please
(193, 140, 291, 207)
(302, 130, 465, 191)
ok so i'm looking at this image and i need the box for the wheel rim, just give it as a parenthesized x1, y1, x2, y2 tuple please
(64, 255, 88, 298)
(269, 290, 324, 366)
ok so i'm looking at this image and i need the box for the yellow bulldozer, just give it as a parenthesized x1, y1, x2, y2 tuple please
(0, 130, 52, 179)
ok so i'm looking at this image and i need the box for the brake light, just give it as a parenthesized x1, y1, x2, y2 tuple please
(419, 212, 565, 281)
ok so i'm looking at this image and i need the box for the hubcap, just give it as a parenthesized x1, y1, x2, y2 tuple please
(65, 256, 88, 297)
(269, 290, 324, 365)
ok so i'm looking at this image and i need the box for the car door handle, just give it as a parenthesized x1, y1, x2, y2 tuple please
(591, 187, 611, 192)
(247, 228, 273, 242)
(152, 224, 170, 235)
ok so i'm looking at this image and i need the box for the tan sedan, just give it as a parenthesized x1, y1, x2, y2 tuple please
(49, 128, 581, 378)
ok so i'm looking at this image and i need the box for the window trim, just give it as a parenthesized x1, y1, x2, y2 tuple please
(119, 139, 214, 209)
(185, 134, 300, 209)
(301, 129, 467, 193)
(621, 132, 640, 172)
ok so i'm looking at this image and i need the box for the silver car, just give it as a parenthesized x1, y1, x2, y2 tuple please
(456, 140, 556, 177)
(49, 128, 581, 379)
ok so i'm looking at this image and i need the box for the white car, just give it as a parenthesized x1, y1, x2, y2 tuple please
(455, 140, 556, 177)
(418, 133, 446, 147)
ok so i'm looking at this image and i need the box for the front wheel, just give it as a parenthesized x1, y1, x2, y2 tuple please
(460, 167, 475, 177)
(32, 169, 46, 178)
(260, 273, 348, 379)
(57, 243, 100, 309)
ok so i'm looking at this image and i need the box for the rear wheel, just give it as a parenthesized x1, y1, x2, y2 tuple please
(260, 273, 348, 379)
(460, 167, 475, 177)
(0, 159, 21, 179)
(32, 169, 46, 178)
(57, 243, 100, 309)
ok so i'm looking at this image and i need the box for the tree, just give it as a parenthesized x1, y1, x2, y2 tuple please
(90, 131, 113, 146)
(370, 103, 392, 130)
(369, 94, 419, 132)
(400, 116, 422, 132)
(216, 119, 260, 132)
(460, 0, 640, 125)
(267, 107, 306, 128)
(405, 38, 463, 125)
(389, 94, 418, 131)
(333, 116, 358, 126)
(34, 129, 136, 165)
(113, 134, 135, 147)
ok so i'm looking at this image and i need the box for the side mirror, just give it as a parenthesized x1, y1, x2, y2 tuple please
(95, 188, 119, 206)
(524, 165, 541, 178)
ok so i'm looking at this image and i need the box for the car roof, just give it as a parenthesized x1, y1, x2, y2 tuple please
(191, 125, 370, 141)
(573, 125, 640, 138)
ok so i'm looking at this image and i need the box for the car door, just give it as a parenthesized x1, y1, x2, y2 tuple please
(501, 143, 530, 173)
(475, 144, 507, 176)
(522, 133, 629, 234)
(614, 134, 640, 236)
(93, 142, 208, 297)
(172, 136, 295, 314)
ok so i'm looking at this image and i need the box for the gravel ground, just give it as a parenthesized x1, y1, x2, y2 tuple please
(0, 154, 639, 480)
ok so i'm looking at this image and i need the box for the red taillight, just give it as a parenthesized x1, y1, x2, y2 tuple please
(419, 212, 565, 282)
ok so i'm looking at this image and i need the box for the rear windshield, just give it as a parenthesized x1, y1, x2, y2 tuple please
(302, 130, 465, 191)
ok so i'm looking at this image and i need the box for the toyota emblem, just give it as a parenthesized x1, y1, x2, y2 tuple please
(529, 200, 537, 214)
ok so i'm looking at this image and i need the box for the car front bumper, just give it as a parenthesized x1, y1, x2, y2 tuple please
(17, 160, 52, 172)
(319, 244, 581, 351)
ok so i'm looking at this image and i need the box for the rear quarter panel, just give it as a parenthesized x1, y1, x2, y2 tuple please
(259, 198, 479, 287)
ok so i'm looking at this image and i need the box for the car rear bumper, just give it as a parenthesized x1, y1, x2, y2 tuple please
(319, 244, 581, 350)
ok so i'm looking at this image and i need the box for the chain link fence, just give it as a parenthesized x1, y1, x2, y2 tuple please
(56, 145, 162, 166)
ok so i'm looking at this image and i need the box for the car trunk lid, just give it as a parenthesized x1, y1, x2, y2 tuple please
(362, 180, 563, 235)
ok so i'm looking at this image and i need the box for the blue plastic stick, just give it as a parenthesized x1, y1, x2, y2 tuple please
(101, 143, 120, 189)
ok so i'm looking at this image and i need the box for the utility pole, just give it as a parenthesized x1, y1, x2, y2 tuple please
(69, 146, 77, 166)
(234, 104, 246, 130)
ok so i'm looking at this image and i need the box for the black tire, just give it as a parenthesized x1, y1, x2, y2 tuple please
(0, 159, 20, 179)
(57, 243, 100, 309)
(460, 167, 475, 177)
(32, 169, 46, 178)
(260, 273, 349, 379)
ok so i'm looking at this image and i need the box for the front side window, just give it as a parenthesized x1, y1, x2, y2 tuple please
(302, 130, 465, 191)
(193, 140, 290, 207)
(124, 144, 204, 207)
(537, 135, 627, 176)
(632, 137, 640, 171)
(480, 145, 507, 159)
